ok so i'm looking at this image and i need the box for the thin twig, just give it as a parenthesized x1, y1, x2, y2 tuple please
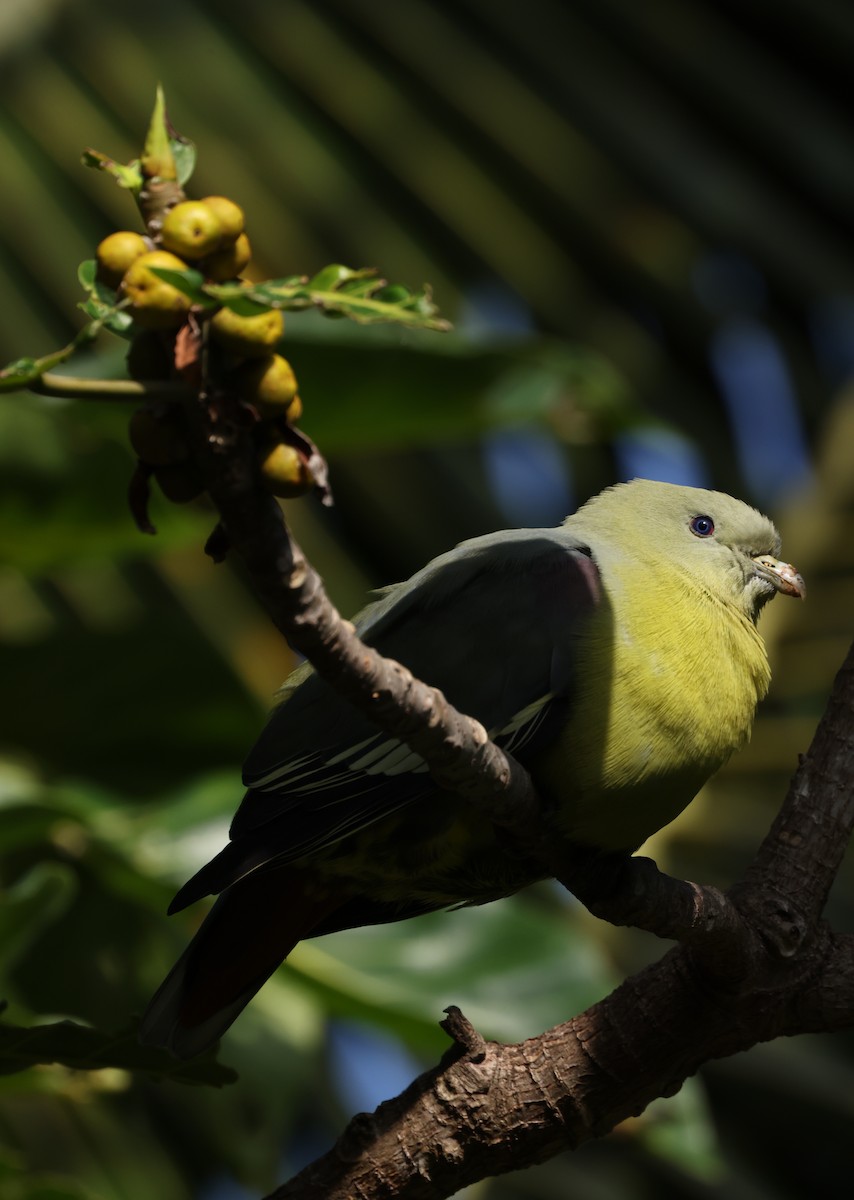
(35, 373, 194, 401)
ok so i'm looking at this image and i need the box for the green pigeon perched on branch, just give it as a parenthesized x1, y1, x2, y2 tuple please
(140, 479, 804, 1057)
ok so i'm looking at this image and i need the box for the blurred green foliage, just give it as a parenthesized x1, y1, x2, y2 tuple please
(1, 3, 854, 1199)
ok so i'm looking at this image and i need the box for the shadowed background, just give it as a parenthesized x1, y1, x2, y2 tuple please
(1, 1, 853, 1197)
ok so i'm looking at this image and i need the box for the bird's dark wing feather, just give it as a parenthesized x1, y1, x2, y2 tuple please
(170, 529, 601, 911)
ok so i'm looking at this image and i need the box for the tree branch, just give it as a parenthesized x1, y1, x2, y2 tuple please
(183, 386, 544, 830)
(742, 644, 854, 920)
(267, 640, 854, 1200)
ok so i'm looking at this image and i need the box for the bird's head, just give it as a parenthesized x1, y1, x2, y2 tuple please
(572, 479, 805, 621)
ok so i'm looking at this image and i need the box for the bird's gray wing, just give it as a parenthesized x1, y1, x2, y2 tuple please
(170, 528, 601, 910)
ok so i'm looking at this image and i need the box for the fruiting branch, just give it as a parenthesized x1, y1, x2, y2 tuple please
(0, 89, 452, 536)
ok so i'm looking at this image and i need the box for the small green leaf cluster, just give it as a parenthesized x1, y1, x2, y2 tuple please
(208, 264, 450, 331)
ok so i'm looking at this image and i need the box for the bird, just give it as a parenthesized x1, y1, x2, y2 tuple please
(139, 478, 804, 1056)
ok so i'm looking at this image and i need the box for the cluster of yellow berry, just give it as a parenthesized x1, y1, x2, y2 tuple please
(94, 196, 312, 503)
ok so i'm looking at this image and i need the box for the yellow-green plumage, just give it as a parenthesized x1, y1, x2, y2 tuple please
(141, 479, 803, 1056)
(539, 480, 777, 849)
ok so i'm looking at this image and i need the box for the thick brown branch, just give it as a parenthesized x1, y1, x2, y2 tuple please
(555, 850, 756, 983)
(794, 932, 854, 1032)
(742, 639, 854, 922)
(268, 919, 843, 1200)
(266, 635, 854, 1199)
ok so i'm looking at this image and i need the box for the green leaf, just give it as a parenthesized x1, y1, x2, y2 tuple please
(78, 300, 134, 339)
(205, 264, 451, 332)
(306, 264, 356, 290)
(372, 284, 411, 304)
(207, 277, 304, 317)
(76, 260, 135, 338)
(76, 259, 96, 291)
(637, 1085, 725, 1182)
(78, 260, 119, 309)
(0, 1019, 236, 1086)
(80, 149, 143, 193)
(288, 895, 617, 1051)
(146, 265, 210, 305)
(338, 274, 386, 298)
(170, 136, 197, 189)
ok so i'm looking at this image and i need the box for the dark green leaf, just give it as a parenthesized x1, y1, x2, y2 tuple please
(638, 1087, 724, 1182)
(170, 137, 196, 188)
(204, 266, 450, 331)
(337, 273, 384, 296)
(372, 285, 411, 303)
(78, 261, 121, 311)
(205, 278, 303, 316)
(78, 302, 133, 340)
(306, 264, 356, 290)
(289, 895, 616, 1050)
(147, 266, 210, 305)
(77, 260, 96, 291)
(77, 299, 134, 339)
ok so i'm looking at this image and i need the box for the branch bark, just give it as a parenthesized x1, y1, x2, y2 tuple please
(267, 643, 854, 1200)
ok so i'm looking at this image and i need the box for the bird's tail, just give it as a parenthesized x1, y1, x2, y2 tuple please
(139, 867, 337, 1058)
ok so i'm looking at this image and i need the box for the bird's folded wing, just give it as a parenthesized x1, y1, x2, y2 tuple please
(170, 529, 602, 909)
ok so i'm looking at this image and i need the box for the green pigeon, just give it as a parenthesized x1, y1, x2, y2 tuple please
(140, 479, 804, 1056)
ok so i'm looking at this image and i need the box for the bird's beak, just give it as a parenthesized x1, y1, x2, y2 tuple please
(751, 554, 806, 599)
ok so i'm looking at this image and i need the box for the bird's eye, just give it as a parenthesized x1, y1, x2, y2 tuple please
(690, 515, 715, 538)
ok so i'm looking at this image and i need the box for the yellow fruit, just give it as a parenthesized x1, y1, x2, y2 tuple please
(122, 251, 192, 329)
(129, 406, 189, 467)
(126, 330, 174, 380)
(287, 394, 303, 423)
(210, 305, 284, 357)
(259, 442, 313, 498)
(201, 195, 245, 243)
(233, 353, 298, 417)
(154, 462, 206, 503)
(204, 233, 252, 282)
(160, 200, 223, 260)
(96, 230, 149, 288)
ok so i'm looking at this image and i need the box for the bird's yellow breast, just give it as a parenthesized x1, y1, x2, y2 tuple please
(533, 557, 771, 851)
